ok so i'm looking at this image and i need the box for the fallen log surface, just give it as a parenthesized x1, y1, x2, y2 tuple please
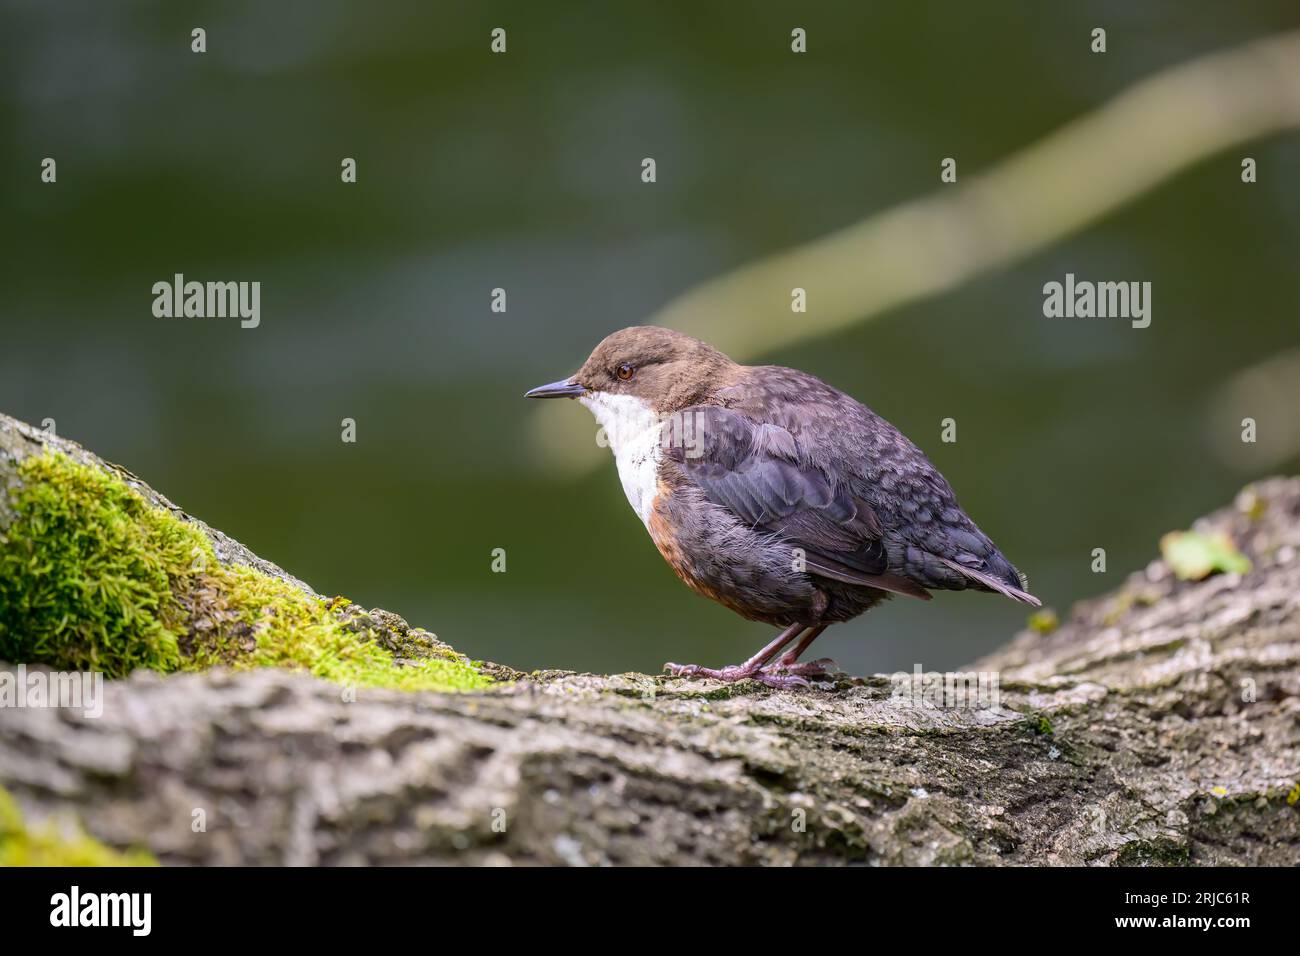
(1, 412, 1297, 865)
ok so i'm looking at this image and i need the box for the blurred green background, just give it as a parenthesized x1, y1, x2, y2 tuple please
(3, 1, 1298, 676)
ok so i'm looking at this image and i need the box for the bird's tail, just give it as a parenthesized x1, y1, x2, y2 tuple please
(938, 556, 1042, 607)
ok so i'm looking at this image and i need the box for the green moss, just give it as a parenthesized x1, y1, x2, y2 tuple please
(0, 453, 491, 692)
(0, 454, 192, 674)
(1027, 609, 1059, 634)
(1114, 837, 1190, 866)
(1236, 486, 1266, 521)
(1025, 714, 1054, 736)
(213, 566, 493, 691)
(0, 788, 155, 867)
(1159, 529, 1251, 581)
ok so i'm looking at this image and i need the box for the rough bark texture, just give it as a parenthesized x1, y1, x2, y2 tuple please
(1, 413, 1297, 865)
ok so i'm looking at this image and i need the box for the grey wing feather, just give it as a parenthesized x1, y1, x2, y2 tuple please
(672, 386, 1040, 606)
(666, 405, 930, 600)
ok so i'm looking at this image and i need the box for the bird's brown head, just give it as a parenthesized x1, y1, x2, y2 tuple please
(525, 326, 736, 413)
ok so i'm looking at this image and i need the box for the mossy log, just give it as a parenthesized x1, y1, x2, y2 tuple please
(1, 412, 1297, 865)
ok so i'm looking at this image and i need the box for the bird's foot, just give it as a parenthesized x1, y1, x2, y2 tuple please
(662, 661, 760, 684)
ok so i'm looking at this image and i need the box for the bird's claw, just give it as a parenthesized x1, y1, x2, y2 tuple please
(663, 662, 755, 682)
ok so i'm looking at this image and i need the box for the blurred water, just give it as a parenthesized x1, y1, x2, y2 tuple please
(3, 1, 1298, 676)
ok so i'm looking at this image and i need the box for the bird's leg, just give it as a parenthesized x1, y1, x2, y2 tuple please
(758, 625, 840, 681)
(771, 624, 827, 666)
(664, 623, 807, 685)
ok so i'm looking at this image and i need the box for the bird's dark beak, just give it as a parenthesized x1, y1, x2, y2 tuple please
(524, 378, 587, 399)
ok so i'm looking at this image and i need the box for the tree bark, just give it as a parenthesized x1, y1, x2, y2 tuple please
(1, 412, 1296, 865)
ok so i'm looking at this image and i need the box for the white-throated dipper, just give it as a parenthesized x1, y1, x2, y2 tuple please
(526, 327, 1040, 688)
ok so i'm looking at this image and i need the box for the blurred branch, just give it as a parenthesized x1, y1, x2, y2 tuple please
(533, 29, 1300, 471)
(1209, 347, 1300, 472)
(654, 28, 1300, 358)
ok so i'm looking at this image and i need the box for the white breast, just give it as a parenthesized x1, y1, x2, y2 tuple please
(579, 392, 664, 526)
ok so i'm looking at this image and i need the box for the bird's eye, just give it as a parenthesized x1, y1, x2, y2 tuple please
(616, 363, 635, 381)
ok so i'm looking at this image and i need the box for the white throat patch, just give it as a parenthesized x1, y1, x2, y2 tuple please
(579, 392, 664, 526)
